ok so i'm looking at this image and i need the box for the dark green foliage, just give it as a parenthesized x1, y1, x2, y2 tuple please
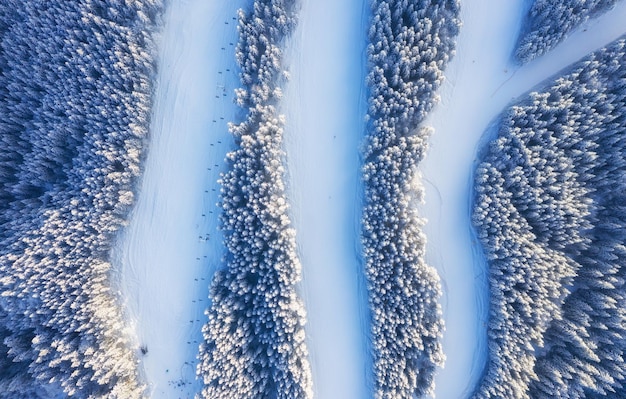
(197, 1, 312, 398)
(0, 0, 162, 397)
(362, 1, 460, 397)
(473, 37, 626, 398)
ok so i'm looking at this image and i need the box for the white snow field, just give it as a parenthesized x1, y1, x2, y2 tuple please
(113, 0, 243, 397)
(420, 1, 626, 398)
(281, 0, 370, 398)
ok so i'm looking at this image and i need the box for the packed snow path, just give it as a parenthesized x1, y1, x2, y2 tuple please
(419, 1, 626, 398)
(281, 0, 370, 397)
(113, 0, 242, 397)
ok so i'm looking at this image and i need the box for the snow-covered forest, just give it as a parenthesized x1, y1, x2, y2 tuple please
(361, 1, 460, 397)
(196, 1, 313, 398)
(0, 1, 161, 397)
(1, 0, 626, 398)
(473, 34, 626, 399)
(516, 0, 621, 62)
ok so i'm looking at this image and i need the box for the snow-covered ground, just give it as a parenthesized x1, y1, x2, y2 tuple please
(281, 0, 370, 398)
(111, 0, 626, 397)
(420, 1, 626, 398)
(112, 0, 243, 397)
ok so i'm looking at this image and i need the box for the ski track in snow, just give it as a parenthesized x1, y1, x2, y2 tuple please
(112, 0, 243, 397)
(281, 0, 371, 397)
(420, 1, 626, 398)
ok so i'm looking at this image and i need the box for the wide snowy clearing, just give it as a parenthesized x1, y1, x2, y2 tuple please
(420, 1, 626, 398)
(113, 0, 243, 397)
(113, 0, 626, 397)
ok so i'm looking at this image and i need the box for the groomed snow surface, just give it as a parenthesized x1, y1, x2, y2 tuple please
(114, 0, 626, 397)
(421, 1, 626, 398)
(113, 0, 243, 397)
(281, 0, 370, 398)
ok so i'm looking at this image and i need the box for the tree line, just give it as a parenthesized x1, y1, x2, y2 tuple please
(361, 1, 460, 397)
(516, 0, 619, 62)
(0, 0, 161, 397)
(473, 37, 626, 398)
(196, 1, 313, 398)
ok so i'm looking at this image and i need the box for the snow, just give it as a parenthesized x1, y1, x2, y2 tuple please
(280, 0, 371, 398)
(112, 0, 243, 397)
(419, 1, 626, 398)
(110, 0, 626, 397)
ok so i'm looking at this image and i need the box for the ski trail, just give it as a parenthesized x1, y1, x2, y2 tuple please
(112, 0, 242, 397)
(420, 1, 626, 398)
(281, 0, 371, 397)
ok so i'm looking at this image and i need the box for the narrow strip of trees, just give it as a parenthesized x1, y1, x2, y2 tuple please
(197, 1, 313, 398)
(473, 37, 626, 398)
(361, 1, 460, 397)
(516, 0, 619, 62)
(0, 1, 162, 397)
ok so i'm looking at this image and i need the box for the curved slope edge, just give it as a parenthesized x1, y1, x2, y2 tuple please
(419, 1, 626, 397)
(473, 36, 626, 398)
(0, 1, 162, 397)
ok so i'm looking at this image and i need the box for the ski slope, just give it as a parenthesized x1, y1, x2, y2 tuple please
(112, 0, 242, 397)
(420, 1, 626, 398)
(280, 0, 371, 397)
